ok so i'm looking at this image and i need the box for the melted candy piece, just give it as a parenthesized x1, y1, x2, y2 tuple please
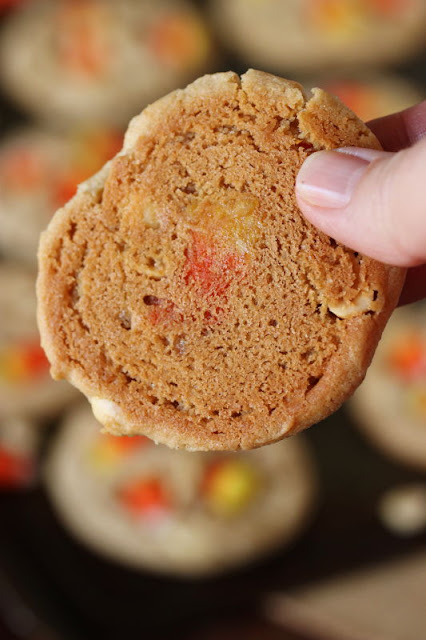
(89, 433, 150, 472)
(185, 231, 245, 298)
(145, 195, 258, 319)
(188, 194, 260, 253)
(184, 195, 259, 296)
(118, 476, 170, 523)
(202, 459, 260, 517)
(147, 12, 210, 70)
(145, 297, 183, 326)
(388, 333, 426, 382)
(55, 0, 110, 77)
(0, 342, 50, 384)
(0, 448, 33, 489)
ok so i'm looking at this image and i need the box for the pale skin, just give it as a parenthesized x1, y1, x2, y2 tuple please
(296, 101, 426, 306)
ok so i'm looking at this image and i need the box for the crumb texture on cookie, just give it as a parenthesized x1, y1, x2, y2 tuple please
(37, 70, 404, 450)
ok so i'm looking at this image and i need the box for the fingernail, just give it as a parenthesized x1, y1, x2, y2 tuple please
(296, 150, 372, 208)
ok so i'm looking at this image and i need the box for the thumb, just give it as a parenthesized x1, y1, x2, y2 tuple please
(296, 137, 426, 267)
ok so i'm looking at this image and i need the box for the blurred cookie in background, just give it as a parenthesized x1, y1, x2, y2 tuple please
(0, 127, 122, 265)
(0, 264, 77, 419)
(0, 416, 38, 489)
(317, 75, 423, 123)
(0, 0, 214, 127)
(44, 404, 316, 577)
(211, 0, 426, 73)
(350, 303, 426, 471)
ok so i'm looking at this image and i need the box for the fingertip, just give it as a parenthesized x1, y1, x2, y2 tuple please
(296, 139, 426, 267)
(295, 149, 372, 210)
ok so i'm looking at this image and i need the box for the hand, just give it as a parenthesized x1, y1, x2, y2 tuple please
(296, 101, 426, 305)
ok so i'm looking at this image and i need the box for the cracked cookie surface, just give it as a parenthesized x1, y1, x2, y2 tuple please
(37, 70, 405, 450)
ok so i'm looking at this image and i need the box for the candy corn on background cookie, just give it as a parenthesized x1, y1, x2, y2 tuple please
(37, 70, 405, 451)
(211, 0, 426, 72)
(0, 264, 76, 419)
(350, 303, 426, 471)
(44, 404, 316, 576)
(0, 0, 213, 126)
(0, 127, 122, 265)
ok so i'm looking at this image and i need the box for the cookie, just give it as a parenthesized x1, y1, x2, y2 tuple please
(350, 303, 426, 471)
(0, 264, 77, 419)
(44, 403, 316, 576)
(211, 0, 426, 73)
(320, 75, 423, 123)
(0, 127, 122, 265)
(0, 416, 38, 489)
(0, 0, 213, 127)
(37, 70, 405, 451)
